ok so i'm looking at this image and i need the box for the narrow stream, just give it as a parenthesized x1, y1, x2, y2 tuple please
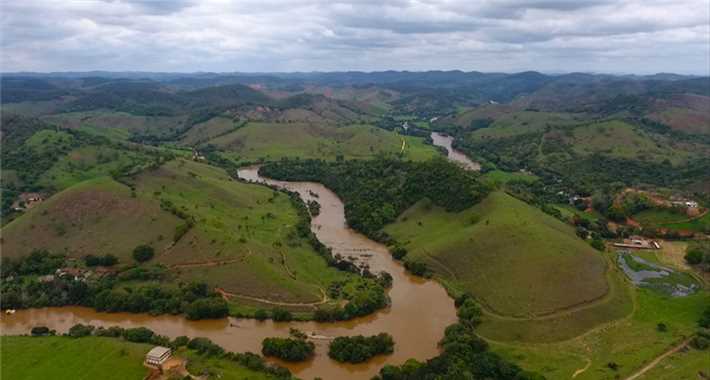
(0, 166, 457, 380)
(430, 132, 481, 171)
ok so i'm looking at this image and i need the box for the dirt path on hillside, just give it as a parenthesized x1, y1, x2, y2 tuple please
(623, 338, 692, 380)
(572, 357, 591, 378)
(216, 287, 328, 307)
(424, 251, 458, 280)
(169, 259, 243, 269)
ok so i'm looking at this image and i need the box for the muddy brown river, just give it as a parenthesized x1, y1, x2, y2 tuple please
(0, 166, 456, 380)
(430, 132, 481, 171)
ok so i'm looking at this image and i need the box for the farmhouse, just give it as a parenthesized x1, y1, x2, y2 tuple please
(613, 237, 661, 250)
(11, 192, 44, 211)
(145, 346, 172, 367)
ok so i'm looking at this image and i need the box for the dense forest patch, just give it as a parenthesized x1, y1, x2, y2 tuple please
(261, 157, 490, 240)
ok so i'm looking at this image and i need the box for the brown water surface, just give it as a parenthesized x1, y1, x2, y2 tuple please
(1, 167, 457, 380)
(430, 132, 481, 171)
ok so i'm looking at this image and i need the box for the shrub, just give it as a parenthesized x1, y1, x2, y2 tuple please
(457, 298, 483, 328)
(132, 245, 155, 263)
(591, 239, 605, 251)
(171, 336, 190, 348)
(68, 323, 94, 338)
(95, 326, 124, 337)
(31, 326, 50, 336)
(404, 260, 427, 276)
(188, 337, 225, 356)
(185, 298, 229, 320)
(261, 337, 315, 362)
(390, 246, 408, 260)
(122, 327, 154, 343)
(84, 254, 118, 267)
(254, 309, 269, 321)
(271, 308, 292, 322)
(685, 249, 704, 265)
(328, 333, 394, 363)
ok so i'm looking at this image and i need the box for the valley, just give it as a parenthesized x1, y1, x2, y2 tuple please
(1, 71, 709, 380)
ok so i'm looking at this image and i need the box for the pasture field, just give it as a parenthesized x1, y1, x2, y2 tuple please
(464, 109, 578, 139)
(492, 287, 709, 380)
(38, 145, 155, 191)
(570, 120, 690, 164)
(633, 208, 690, 225)
(1, 336, 151, 380)
(657, 212, 710, 233)
(0, 176, 182, 261)
(180, 115, 243, 146)
(480, 169, 539, 187)
(553, 203, 603, 223)
(205, 122, 438, 162)
(42, 111, 186, 141)
(183, 349, 277, 380)
(134, 159, 358, 304)
(384, 191, 609, 318)
(636, 346, 710, 380)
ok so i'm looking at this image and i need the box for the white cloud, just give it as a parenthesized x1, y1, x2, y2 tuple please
(0, 0, 708, 74)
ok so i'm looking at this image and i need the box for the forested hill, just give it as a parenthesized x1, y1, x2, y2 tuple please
(260, 158, 490, 240)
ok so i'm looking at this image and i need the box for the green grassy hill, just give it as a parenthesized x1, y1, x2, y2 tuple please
(384, 191, 640, 344)
(208, 122, 438, 162)
(385, 191, 609, 317)
(2, 158, 362, 307)
(132, 159, 359, 304)
(1, 176, 182, 261)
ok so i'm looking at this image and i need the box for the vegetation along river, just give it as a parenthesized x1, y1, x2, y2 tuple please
(0, 166, 457, 380)
(430, 132, 481, 171)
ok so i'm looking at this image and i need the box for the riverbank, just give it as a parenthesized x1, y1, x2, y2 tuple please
(0, 166, 457, 380)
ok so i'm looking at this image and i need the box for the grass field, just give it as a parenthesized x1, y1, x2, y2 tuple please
(658, 212, 710, 233)
(570, 120, 689, 164)
(183, 349, 277, 380)
(1, 176, 182, 261)
(1, 336, 151, 380)
(384, 191, 609, 318)
(463, 109, 577, 139)
(38, 145, 154, 191)
(492, 286, 709, 380)
(634, 208, 689, 225)
(180, 115, 243, 146)
(134, 159, 359, 304)
(0, 336, 279, 380)
(480, 170, 539, 187)
(206, 122, 438, 162)
(554, 203, 603, 223)
(637, 345, 710, 380)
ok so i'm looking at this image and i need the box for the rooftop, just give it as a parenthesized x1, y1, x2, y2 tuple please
(146, 346, 171, 358)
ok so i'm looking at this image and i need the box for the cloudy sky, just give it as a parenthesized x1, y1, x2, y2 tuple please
(2, 0, 709, 74)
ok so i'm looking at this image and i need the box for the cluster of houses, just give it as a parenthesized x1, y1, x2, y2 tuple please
(37, 267, 114, 283)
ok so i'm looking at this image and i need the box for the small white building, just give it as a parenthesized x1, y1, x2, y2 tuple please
(145, 346, 172, 367)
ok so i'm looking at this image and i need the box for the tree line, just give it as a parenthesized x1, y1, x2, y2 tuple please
(1, 250, 228, 320)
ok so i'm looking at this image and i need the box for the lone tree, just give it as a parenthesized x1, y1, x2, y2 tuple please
(132, 245, 155, 263)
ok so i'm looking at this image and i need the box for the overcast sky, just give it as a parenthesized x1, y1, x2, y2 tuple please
(1, 0, 709, 74)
